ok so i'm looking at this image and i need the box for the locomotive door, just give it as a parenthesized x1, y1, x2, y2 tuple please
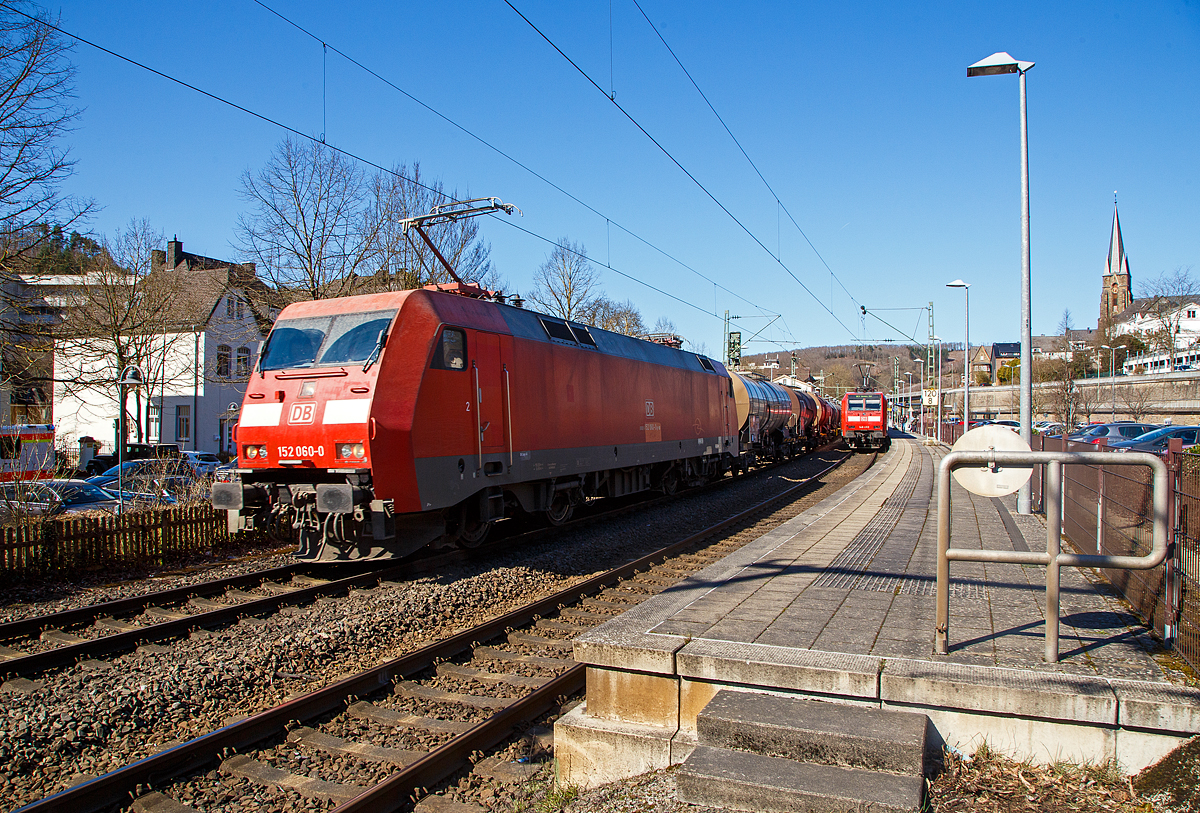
(474, 332, 508, 457)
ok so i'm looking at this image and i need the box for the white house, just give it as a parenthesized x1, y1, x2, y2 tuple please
(52, 239, 277, 457)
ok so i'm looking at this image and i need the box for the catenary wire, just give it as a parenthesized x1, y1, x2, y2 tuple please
(501, 0, 859, 340)
(629, 0, 860, 308)
(248, 0, 781, 322)
(0, 4, 786, 346)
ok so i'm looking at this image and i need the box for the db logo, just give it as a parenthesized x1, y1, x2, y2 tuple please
(288, 403, 316, 425)
(645, 400, 655, 417)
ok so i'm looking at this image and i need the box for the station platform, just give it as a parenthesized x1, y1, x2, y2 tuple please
(555, 436, 1200, 790)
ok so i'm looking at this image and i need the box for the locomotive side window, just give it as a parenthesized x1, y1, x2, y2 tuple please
(0, 436, 18, 460)
(697, 355, 715, 373)
(569, 324, 597, 347)
(539, 317, 577, 344)
(431, 328, 467, 370)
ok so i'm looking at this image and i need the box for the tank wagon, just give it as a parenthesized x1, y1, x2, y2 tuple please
(841, 390, 890, 452)
(212, 284, 840, 562)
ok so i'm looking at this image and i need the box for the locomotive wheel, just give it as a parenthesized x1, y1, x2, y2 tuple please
(660, 468, 679, 496)
(456, 519, 492, 547)
(544, 493, 574, 526)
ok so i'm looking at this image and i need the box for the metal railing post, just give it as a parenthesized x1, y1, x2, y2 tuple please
(1045, 460, 1062, 662)
(936, 454, 953, 655)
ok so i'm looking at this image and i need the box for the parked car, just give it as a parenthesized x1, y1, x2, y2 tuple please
(1108, 426, 1200, 455)
(990, 420, 1020, 430)
(0, 479, 121, 519)
(181, 450, 221, 477)
(1068, 422, 1160, 444)
(85, 443, 181, 476)
(214, 461, 239, 483)
(91, 458, 193, 480)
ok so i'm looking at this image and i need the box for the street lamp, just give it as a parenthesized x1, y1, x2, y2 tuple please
(1102, 344, 1115, 420)
(116, 365, 145, 513)
(947, 281, 970, 432)
(933, 336, 944, 442)
(969, 50, 1034, 512)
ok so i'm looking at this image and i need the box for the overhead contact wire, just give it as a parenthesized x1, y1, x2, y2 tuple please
(249, 0, 775, 319)
(630, 0, 859, 307)
(10, 3, 779, 340)
(500, 0, 857, 340)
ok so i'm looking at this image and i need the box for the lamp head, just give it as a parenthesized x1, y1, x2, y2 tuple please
(946, 280, 970, 289)
(117, 365, 145, 387)
(967, 52, 1034, 77)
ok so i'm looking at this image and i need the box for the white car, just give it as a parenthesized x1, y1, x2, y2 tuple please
(182, 450, 221, 477)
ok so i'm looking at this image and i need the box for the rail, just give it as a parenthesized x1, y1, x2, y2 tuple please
(936, 449, 1168, 663)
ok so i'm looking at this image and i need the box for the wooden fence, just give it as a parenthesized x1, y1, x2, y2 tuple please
(1, 505, 271, 581)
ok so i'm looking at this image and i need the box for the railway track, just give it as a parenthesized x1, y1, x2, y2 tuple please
(0, 442, 843, 682)
(14, 446, 869, 813)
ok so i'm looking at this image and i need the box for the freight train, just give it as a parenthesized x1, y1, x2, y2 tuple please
(841, 390, 890, 452)
(212, 283, 840, 562)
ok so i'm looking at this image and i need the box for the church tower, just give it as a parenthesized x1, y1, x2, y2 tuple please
(1099, 199, 1132, 327)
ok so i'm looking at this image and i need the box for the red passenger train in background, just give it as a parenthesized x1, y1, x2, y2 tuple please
(841, 390, 890, 452)
(213, 283, 840, 562)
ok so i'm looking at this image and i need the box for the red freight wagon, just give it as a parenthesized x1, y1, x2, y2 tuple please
(841, 391, 890, 452)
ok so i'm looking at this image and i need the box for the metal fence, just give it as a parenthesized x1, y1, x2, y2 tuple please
(0, 505, 272, 582)
(1029, 434, 1198, 674)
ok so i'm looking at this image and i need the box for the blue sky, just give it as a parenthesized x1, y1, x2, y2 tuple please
(50, 0, 1200, 357)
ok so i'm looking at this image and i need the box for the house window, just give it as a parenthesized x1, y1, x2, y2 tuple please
(148, 405, 161, 442)
(226, 297, 235, 318)
(1188, 310, 1196, 319)
(175, 406, 191, 441)
(237, 299, 245, 319)
(217, 345, 231, 377)
(236, 346, 251, 377)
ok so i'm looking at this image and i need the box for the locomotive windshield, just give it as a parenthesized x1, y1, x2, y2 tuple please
(260, 309, 397, 370)
(847, 397, 882, 411)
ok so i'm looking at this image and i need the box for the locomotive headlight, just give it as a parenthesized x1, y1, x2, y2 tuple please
(337, 442, 367, 459)
(244, 445, 258, 459)
(352, 443, 365, 459)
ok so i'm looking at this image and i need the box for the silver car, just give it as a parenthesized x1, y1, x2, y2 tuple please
(0, 479, 121, 519)
(182, 451, 221, 477)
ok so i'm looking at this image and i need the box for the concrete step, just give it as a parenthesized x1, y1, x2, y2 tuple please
(697, 691, 927, 775)
(677, 745, 924, 813)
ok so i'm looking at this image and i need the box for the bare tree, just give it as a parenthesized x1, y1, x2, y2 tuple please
(1047, 310, 1081, 425)
(236, 138, 384, 301)
(1137, 267, 1199, 371)
(0, 4, 93, 261)
(1120, 382, 1158, 421)
(526, 238, 598, 322)
(364, 162, 503, 293)
(0, 4, 95, 413)
(585, 296, 645, 337)
(54, 219, 188, 443)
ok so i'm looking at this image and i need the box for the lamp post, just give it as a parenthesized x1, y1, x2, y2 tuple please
(947, 282, 970, 432)
(933, 336, 944, 442)
(116, 365, 145, 514)
(969, 50, 1033, 511)
(904, 372, 913, 427)
(1102, 344, 1115, 420)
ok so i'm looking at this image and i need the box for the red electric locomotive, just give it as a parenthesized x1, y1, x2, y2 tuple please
(213, 283, 750, 561)
(841, 391, 890, 452)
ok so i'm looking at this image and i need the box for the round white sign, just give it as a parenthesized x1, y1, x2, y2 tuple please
(950, 425, 1034, 497)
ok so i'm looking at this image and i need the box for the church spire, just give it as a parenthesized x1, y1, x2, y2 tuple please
(1099, 196, 1132, 326)
(1107, 196, 1130, 278)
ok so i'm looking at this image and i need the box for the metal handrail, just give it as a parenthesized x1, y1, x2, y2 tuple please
(936, 449, 1168, 662)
